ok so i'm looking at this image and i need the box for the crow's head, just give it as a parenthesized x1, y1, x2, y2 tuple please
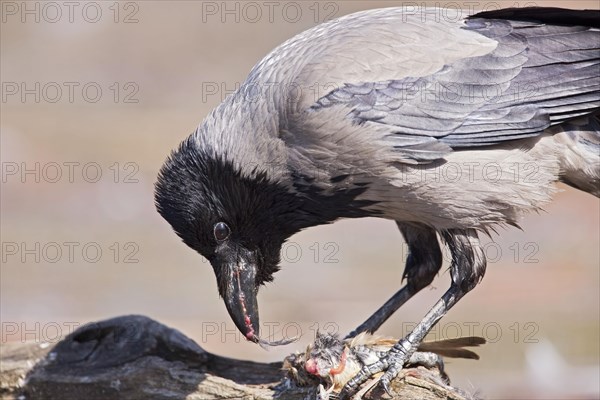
(155, 114, 376, 344)
(154, 133, 317, 343)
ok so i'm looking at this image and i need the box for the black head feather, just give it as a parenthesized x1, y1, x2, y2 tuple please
(156, 136, 289, 283)
(155, 134, 377, 286)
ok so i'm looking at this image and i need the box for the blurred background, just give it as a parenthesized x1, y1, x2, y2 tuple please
(1, 1, 598, 398)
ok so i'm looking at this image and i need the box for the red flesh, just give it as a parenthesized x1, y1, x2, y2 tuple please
(329, 349, 347, 375)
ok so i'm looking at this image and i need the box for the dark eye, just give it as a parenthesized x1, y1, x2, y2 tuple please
(213, 222, 231, 242)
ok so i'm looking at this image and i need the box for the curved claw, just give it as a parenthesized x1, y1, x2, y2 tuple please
(380, 375, 393, 397)
(380, 349, 408, 388)
(379, 370, 400, 397)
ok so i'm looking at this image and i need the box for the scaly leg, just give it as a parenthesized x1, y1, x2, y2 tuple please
(346, 224, 442, 338)
(341, 229, 486, 398)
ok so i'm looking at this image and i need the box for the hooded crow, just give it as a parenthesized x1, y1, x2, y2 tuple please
(155, 6, 599, 396)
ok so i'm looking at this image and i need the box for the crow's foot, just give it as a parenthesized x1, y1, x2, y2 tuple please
(339, 338, 416, 399)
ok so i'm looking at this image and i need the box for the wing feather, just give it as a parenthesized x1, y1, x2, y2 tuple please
(303, 9, 599, 159)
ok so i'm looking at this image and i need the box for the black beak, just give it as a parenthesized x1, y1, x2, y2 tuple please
(220, 255, 260, 343)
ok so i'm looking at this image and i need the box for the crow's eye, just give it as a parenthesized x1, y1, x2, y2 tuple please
(213, 222, 231, 242)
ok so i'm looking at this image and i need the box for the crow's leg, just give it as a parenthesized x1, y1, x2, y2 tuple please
(341, 229, 486, 398)
(346, 224, 442, 339)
